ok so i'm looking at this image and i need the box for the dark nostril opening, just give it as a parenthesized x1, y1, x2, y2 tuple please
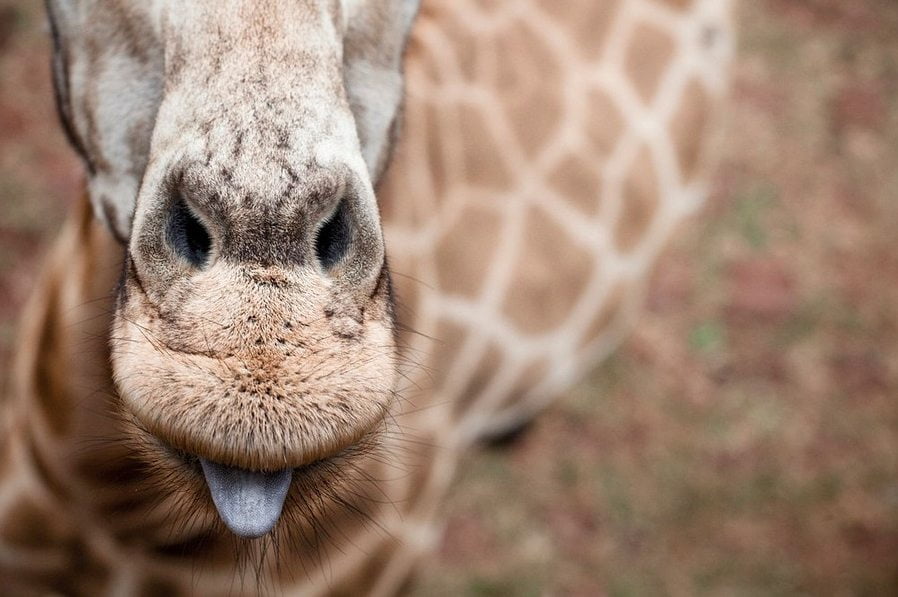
(167, 196, 212, 267)
(315, 200, 352, 270)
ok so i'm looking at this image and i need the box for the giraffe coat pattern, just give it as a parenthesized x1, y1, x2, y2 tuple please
(2, 0, 734, 594)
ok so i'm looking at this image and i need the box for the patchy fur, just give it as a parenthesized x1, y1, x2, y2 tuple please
(113, 258, 396, 470)
(4, 0, 734, 593)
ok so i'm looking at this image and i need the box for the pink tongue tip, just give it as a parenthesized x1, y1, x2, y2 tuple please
(199, 459, 292, 538)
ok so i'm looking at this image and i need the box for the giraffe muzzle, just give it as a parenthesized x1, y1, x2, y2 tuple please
(199, 459, 293, 538)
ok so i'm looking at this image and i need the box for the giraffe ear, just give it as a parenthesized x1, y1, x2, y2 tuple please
(342, 0, 421, 183)
(45, 0, 163, 243)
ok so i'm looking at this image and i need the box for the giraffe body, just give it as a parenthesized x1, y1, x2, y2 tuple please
(1, 0, 733, 594)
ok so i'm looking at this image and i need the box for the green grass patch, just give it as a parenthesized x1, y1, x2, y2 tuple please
(689, 320, 727, 354)
(733, 183, 779, 250)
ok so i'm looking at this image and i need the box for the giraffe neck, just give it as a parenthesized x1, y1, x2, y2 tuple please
(0, 198, 132, 591)
(1, 0, 734, 594)
(0, 197, 428, 595)
(0, 200, 236, 591)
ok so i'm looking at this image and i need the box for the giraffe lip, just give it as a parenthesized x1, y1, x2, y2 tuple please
(199, 459, 293, 539)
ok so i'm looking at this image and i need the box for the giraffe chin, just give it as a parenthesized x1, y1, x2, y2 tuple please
(199, 459, 293, 539)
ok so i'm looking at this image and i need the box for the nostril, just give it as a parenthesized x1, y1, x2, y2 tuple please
(315, 200, 352, 270)
(167, 196, 212, 267)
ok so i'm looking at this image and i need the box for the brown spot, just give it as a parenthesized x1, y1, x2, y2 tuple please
(536, 0, 622, 59)
(97, 491, 161, 523)
(0, 7, 18, 52)
(69, 538, 112, 596)
(25, 435, 70, 500)
(584, 88, 626, 159)
(656, 0, 694, 10)
(469, 0, 506, 16)
(670, 79, 711, 184)
(624, 24, 676, 104)
(614, 145, 659, 252)
(75, 449, 159, 518)
(151, 530, 228, 561)
(0, 497, 73, 549)
(549, 153, 604, 216)
(32, 289, 72, 435)
(496, 20, 564, 159)
(457, 103, 513, 189)
(502, 208, 596, 334)
(441, 8, 483, 83)
(405, 29, 440, 86)
(0, 436, 9, 481)
(138, 576, 185, 597)
(422, 102, 450, 199)
(434, 203, 502, 298)
(0, 574, 62, 597)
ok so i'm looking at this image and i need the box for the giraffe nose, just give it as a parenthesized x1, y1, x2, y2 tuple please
(166, 194, 214, 268)
(144, 165, 385, 285)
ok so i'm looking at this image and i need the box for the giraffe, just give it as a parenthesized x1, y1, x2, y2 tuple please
(1, 0, 734, 594)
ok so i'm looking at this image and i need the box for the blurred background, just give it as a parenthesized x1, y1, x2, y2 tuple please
(1, 1, 896, 595)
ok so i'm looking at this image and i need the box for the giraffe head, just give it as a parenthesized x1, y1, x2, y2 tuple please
(46, 0, 419, 538)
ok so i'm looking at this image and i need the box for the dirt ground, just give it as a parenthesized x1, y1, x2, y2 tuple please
(1, 1, 896, 596)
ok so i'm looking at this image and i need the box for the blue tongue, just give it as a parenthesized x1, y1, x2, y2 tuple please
(200, 459, 292, 538)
